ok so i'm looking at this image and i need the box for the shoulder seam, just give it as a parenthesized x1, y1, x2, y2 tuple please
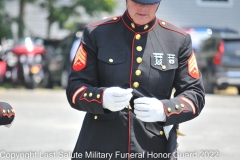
(158, 19, 187, 36)
(89, 16, 121, 28)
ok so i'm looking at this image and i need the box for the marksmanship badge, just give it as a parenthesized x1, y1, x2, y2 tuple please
(153, 53, 164, 66)
(167, 54, 175, 65)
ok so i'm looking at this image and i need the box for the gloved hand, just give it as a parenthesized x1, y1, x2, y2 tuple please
(103, 87, 133, 112)
(134, 97, 166, 122)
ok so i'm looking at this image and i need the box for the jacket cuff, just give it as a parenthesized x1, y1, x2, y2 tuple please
(71, 86, 106, 114)
(0, 102, 15, 125)
(162, 96, 196, 125)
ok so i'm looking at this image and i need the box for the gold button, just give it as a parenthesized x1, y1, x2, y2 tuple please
(12, 109, 14, 113)
(175, 105, 179, 110)
(136, 46, 142, 52)
(94, 115, 98, 119)
(136, 57, 142, 63)
(3, 110, 6, 114)
(113, 17, 117, 20)
(133, 82, 139, 88)
(84, 93, 87, 97)
(89, 93, 93, 97)
(168, 108, 171, 113)
(144, 24, 149, 30)
(162, 21, 166, 25)
(162, 65, 166, 70)
(109, 59, 113, 63)
(181, 104, 185, 108)
(131, 23, 135, 29)
(7, 110, 10, 113)
(97, 94, 100, 99)
(160, 131, 164, 135)
(135, 70, 141, 76)
(135, 34, 141, 40)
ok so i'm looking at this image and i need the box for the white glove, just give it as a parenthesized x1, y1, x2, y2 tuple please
(134, 97, 166, 122)
(103, 87, 133, 112)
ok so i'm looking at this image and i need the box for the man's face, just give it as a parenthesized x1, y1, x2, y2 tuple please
(127, 0, 159, 25)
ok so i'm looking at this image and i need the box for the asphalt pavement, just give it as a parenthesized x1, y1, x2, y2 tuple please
(0, 89, 239, 160)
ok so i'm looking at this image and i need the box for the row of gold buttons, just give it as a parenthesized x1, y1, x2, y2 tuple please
(134, 33, 143, 89)
(83, 93, 101, 99)
(167, 104, 185, 113)
(2, 109, 14, 114)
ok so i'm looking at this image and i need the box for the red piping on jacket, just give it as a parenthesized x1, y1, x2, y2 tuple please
(73, 86, 103, 104)
(163, 96, 196, 117)
(129, 37, 135, 87)
(122, 17, 136, 33)
(163, 100, 189, 118)
(126, 34, 135, 160)
(0, 106, 15, 118)
(181, 97, 196, 114)
(122, 13, 157, 159)
(80, 89, 103, 104)
(90, 16, 121, 28)
(72, 86, 86, 104)
(121, 17, 157, 34)
(88, 15, 120, 25)
(158, 20, 187, 36)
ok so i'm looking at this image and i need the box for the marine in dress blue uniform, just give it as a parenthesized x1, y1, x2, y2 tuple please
(66, 0, 205, 159)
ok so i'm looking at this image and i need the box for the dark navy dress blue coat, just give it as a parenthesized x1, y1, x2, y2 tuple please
(66, 11, 205, 160)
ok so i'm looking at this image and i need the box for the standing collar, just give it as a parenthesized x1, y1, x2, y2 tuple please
(121, 11, 157, 33)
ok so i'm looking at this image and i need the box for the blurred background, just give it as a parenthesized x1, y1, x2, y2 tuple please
(1, 0, 240, 160)
(0, 0, 240, 92)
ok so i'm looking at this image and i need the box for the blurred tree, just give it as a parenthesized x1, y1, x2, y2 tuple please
(17, 0, 35, 39)
(0, 0, 13, 41)
(2, 0, 116, 40)
(39, 0, 116, 38)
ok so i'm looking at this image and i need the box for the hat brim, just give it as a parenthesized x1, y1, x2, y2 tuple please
(132, 0, 161, 5)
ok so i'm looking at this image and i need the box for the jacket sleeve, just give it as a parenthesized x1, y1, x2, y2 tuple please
(66, 25, 107, 114)
(0, 102, 15, 125)
(162, 34, 205, 126)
